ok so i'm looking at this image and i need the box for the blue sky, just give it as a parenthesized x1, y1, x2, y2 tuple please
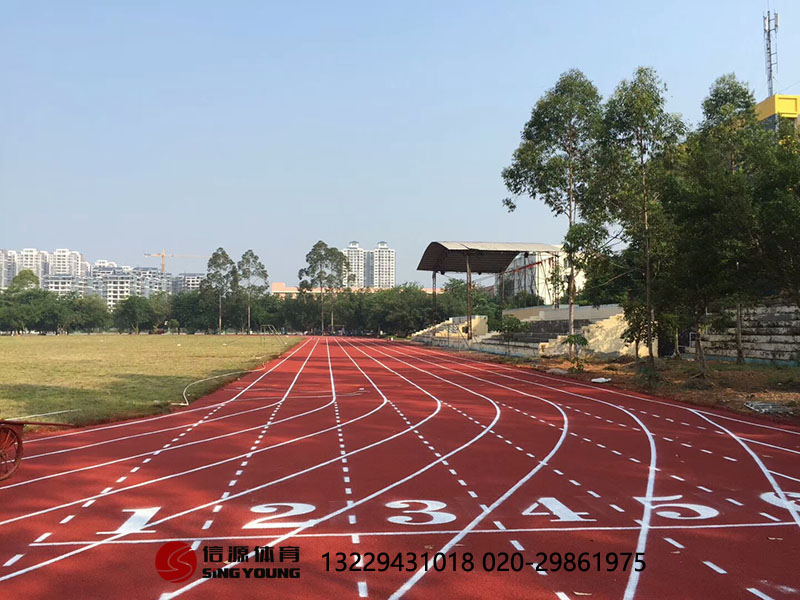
(2, 1, 798, 286)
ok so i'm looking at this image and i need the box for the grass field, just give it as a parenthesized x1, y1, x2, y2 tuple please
(0, 334, 302, 426)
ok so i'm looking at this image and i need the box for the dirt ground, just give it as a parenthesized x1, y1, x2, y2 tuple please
(433, 346, 800, 425)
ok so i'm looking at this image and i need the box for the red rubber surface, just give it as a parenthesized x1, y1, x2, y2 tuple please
(1, 337, 799, 600)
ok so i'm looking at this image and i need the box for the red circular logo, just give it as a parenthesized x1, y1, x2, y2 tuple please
(155, 541, 197, 583)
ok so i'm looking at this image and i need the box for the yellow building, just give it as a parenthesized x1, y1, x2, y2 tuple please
(755, 94, 800, 131)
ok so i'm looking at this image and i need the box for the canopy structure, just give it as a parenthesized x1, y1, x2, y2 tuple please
(416, 241, 561, 339)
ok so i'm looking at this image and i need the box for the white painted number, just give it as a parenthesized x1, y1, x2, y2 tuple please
(385, 500, 456, 525)
(522, 497, 595, 522)
(97, 507, 161, 535)
(243, 503, 317, 529)
(635, 495, 719, 520)
(761, 491, 800, 511)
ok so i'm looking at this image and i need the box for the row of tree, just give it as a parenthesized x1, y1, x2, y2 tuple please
(503, 67, 800, 373)
(0, 261, 539, 337)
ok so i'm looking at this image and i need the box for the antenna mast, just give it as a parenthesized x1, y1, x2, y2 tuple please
(764, 10, 779, 96)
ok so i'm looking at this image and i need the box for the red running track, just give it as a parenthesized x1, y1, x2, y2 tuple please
(1, 337, 799, 600)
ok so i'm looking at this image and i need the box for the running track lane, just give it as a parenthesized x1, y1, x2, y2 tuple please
(0, 337, 798, 600)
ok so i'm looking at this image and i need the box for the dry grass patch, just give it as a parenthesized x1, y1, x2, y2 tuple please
(0, 334, 302, 426)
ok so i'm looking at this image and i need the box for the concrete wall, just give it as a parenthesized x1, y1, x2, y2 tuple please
(504, 303, 622, 323)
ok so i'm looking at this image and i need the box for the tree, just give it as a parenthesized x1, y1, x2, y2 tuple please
(297, 241, 348, 332)
(595, 67, 685, 366)
(237, 249, 269, 334)
(113, 296, 155, 334)
(68, 295, 107, 332)
(149, 291, 172, 330)
(8, 270, 39, 291)
(503, 69, 602, 358)
(206, 247, 235, 334)
(756, 119, 800, 309)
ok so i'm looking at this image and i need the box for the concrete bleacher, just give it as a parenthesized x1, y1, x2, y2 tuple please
(684, 302, 800, 364)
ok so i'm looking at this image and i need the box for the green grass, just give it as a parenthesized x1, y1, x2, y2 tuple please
(0, 334, 302, 426)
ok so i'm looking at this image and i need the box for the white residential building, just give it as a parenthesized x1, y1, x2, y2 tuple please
(17, 248, 49, 281)
(371, 241, 396, 289)
(42, 275, 84, 296)
(342, 241, 366, 289)
(93, 259, 117, 271)
(172, 273, 205, 294)
(0, 250, 17, 288)
(49, 249, 85, 277)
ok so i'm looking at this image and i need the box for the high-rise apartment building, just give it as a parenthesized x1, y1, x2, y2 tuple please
(340, 241, 396, 289)
(342, 241, 366, 289)
(371, 241, 396, 289)
(0, 250, 17, 288)
(49, 249, 85, 277)
(17, 248, 49, 281)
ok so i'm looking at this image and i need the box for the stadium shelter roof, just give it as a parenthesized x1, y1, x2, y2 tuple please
(417, 241, 560, 274)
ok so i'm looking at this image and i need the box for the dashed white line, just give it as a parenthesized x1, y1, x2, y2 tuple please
(510, 540, 524, 551)
(747, 588, 776, 600)
(33, 533, 52, 543)
(609, 504, 625, 513)
(358, 581, 368, 597)
(726, 498, 744, 507)
(59, 515, 74, 524)
(3, 554, 24, 567)
(703, 560, 726, 574)
(664, 537, 684, 549)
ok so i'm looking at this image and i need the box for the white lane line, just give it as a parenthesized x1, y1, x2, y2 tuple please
(726, 498, 744, 507)
(468, 491, 478, 498)
(670, 475, 685, 482)
(359, 343, 568, 600)
(493, 521, 506, 530)
(59, 515, 74, 524)
(82, 500, 95, 508)
(569, 479, 581, 487)
(556, 593, 571, 600)
(358, 581, 368, 598)
(609, 504, 625, 513)
(510, 540, 524, 551)
(3, 555, 24, 567)
(760, 512, 781, 522)
(703, 560, 727, 574)
(664, 537, 684, 549)
(692, 410, 800, 531)
(416, 344, 800, 438)
(723, 456, 737, 462)
(11, 341, 316, 491)
(747, 588, 776, 600)
(697, 486, 713, 493)
(33, 533, 52, 543)
(202, 521, 213, 530)
(588, 491, 601, 499)
(349, 515, 357, 525)
(771, 470, 800, 484)
(390, 342, 660, 600)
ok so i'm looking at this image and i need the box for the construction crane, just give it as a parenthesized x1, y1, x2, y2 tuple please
(144, 250, 209, 274)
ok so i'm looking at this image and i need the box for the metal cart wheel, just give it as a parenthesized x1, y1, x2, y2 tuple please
(0, 424, 23, 482)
